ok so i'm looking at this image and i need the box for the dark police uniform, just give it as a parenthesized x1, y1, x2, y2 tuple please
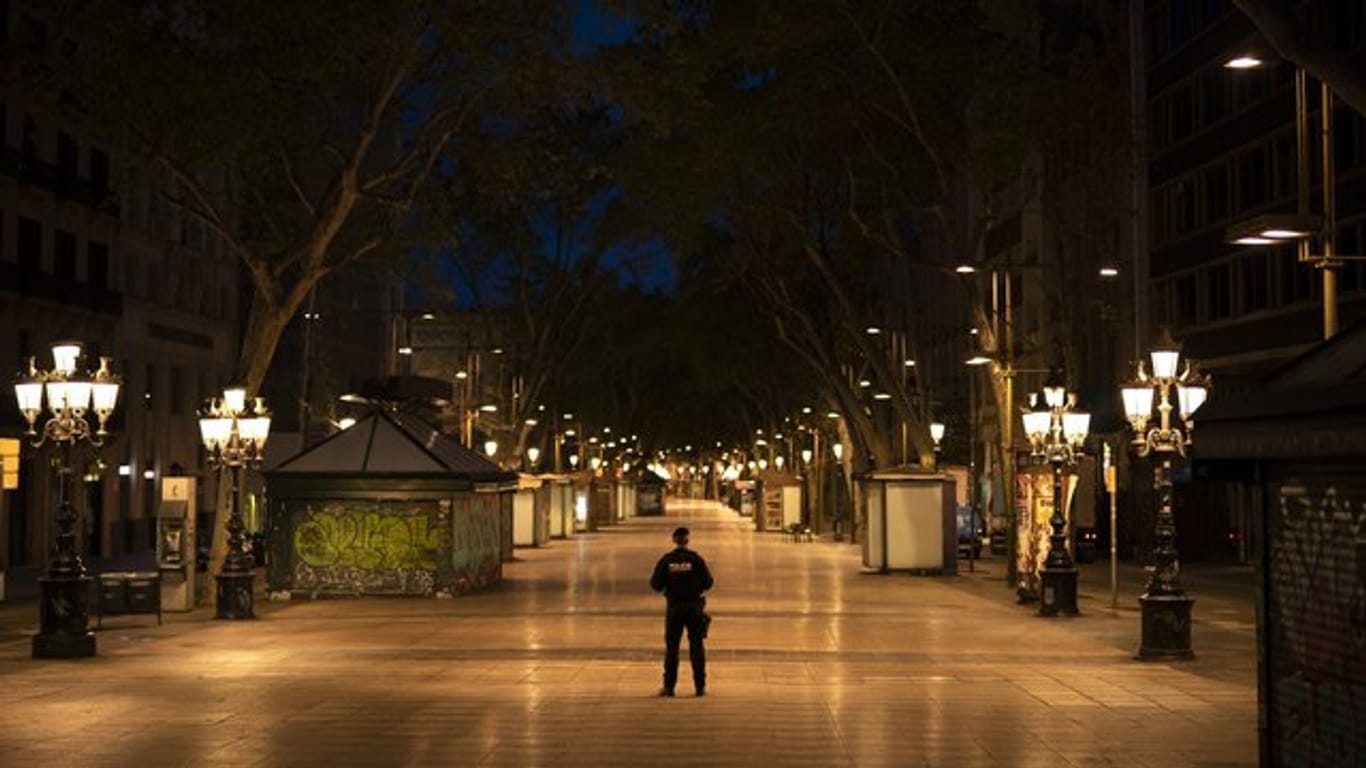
(649, 530, 714, 696)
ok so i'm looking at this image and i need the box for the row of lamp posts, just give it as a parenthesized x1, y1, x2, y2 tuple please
(1009, 330, 1209, 660)
(12, 331, 1208, 658)
(13, 341, 271, 658)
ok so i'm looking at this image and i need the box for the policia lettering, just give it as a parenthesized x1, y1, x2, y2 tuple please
(650, 526, 714, 697)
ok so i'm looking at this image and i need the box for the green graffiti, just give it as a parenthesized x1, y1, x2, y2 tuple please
(294, 507, 441, 571)
(449, 496, 501, 587)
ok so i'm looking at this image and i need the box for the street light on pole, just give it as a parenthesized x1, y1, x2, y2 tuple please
(1021, 370, 1091, 617)
(1120, 329, 1210, 660)
(1223, 55, 1366, 339)
(14, 342, 120, 658)
(198, 386, 271, 620)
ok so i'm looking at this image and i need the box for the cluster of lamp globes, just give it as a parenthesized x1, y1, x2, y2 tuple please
(1019, 339, 1209, 462)
(198, 387, 272, 468)
(1022, 384, 1092, 461)
(14, 342, 121, 447)
(1121, 342, 1210, 456)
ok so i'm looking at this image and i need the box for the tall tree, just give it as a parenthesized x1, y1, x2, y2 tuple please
(598, 0, 1053, 469)
(415, 101, 623, 461)
(34, 0, 572, 394)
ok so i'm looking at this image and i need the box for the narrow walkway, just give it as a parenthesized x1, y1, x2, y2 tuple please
(0, 500, 1256, 767)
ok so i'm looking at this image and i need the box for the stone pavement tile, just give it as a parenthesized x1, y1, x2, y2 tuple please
(0, 500, 1256, 767)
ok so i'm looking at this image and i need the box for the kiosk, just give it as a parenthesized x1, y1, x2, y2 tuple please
(861, 469, 957, 575)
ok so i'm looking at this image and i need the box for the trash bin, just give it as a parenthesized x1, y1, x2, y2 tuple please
(97, 571, 162, 627)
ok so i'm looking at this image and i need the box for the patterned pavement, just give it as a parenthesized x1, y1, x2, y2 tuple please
(0, 499, 1257, 767)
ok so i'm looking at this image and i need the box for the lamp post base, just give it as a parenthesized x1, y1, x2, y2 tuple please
(32, 575, 96, 658)
(1039, 566, 1079, 617)
(215, 571, 255, 620)
(1136, 593, 1194, 661)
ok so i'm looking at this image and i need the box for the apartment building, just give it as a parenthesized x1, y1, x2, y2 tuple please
(1143, 0, 1366, 558)
(0, 1, 239, 567)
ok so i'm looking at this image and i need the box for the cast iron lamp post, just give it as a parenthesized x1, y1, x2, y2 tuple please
(1021, 372, 1091, 617)
(1120, 331, 1209, 660)
(199, 387, 271, 620)
(14, 342, 120, 658)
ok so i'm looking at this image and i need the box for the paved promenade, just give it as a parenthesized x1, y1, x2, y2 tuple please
(0, 500, 1257, 767)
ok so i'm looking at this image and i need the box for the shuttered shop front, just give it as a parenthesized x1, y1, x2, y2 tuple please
(1262, 460, 1366, 766)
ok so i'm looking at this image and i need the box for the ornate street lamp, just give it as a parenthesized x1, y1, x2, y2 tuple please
(199, 387, 271, 620)
(526, 446, 540, 471)
(14, 342, 120, 658)
(1022, 370, 1090, 617)
(1120, 330, 1210, 660)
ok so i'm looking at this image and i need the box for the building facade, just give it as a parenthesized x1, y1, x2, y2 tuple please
(1143, 0, 1366, 558)
(0, 1, 239, 569)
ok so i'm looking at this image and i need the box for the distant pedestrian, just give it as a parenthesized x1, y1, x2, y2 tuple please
(649, 526, 713, 697)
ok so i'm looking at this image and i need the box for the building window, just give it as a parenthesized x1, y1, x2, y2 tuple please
(1203, 165, 1230, 223)
(1280, 252, 1314, 305)
(18, 217, 41, 276)
(1175, 273, 1199, 327)
(90, 147, 109, 193)
(1240, 252, 1271, 312)
(56, 131, 77, 189)
(1198, 69, 1229, 127)
(1339, 222, 1362, 292)
(88, 241, 109, 292)
(1236, 147, 1268, 209)
(1272, 133, 1296, 200)
(1207, 262, 1231, 321)
(1175, 180, 1196, 235)
(54, 229, 76, 285)
(1171, 86, 1194, 143)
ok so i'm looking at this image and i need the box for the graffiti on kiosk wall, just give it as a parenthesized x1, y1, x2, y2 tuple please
(292, 500, 449, 595)
(449, 494, 502, 592)
(1271, 482, 1366, 765)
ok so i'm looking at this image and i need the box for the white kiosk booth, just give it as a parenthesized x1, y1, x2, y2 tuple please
(512, 474, 549, 547)
(861, 469, 957, 575)
(543, 474, 575, 539)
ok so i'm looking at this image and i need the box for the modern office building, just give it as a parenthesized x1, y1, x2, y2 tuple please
(1142, 0, 1366, 558)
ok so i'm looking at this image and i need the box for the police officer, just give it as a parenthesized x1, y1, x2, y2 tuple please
(649, 526, 714, 697)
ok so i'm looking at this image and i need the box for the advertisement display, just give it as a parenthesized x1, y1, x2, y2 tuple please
(1014, 470, 1076, 601)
